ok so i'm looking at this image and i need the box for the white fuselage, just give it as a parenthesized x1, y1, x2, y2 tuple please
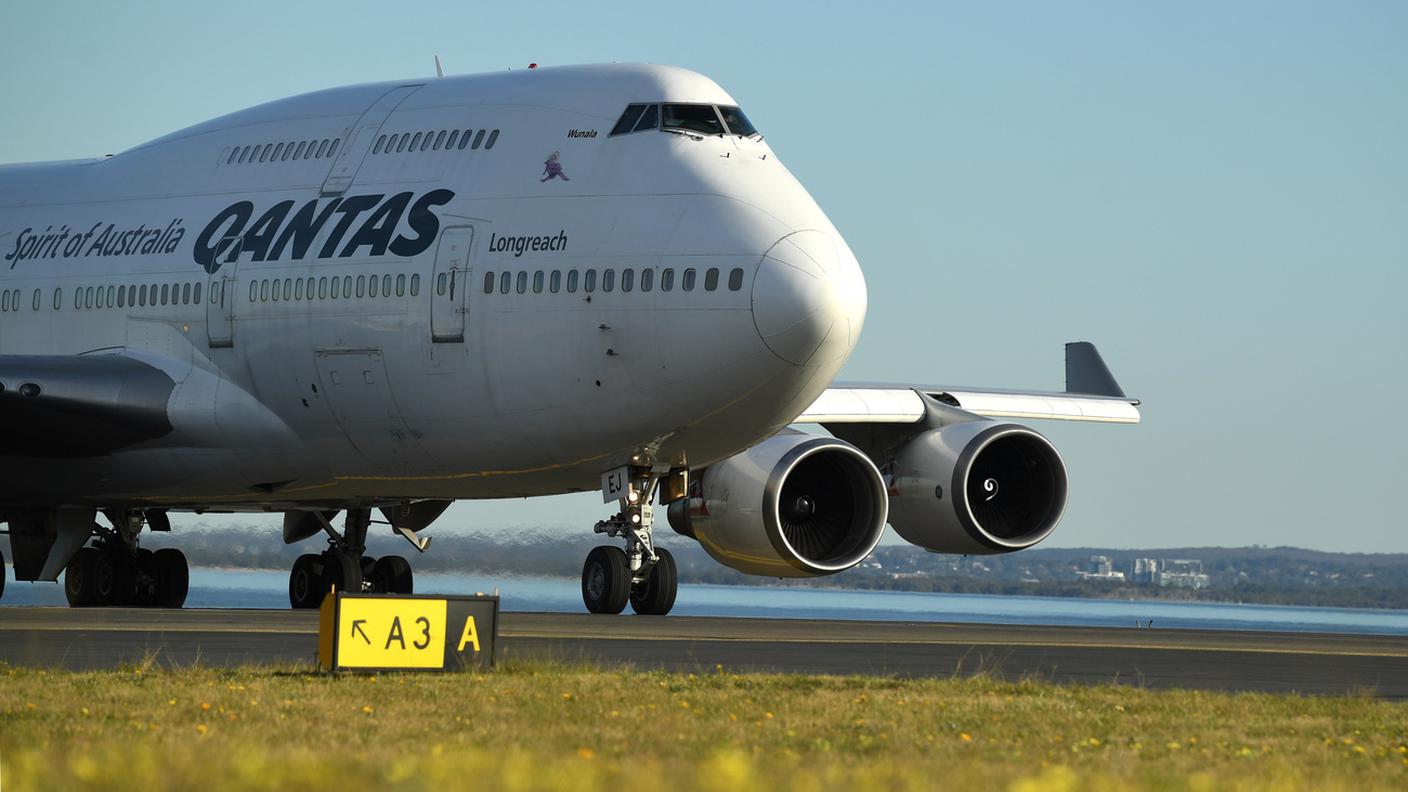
(0, 64, 867, 511)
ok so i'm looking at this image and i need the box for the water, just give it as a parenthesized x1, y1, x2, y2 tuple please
(3, 567, 1406, 636)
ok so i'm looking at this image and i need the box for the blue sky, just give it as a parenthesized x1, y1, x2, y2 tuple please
(3, 1, 1405, 552)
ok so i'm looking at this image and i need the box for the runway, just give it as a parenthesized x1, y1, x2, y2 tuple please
(2, 607, 1406, 697)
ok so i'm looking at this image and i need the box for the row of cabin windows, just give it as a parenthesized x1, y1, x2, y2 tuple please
(477, 266, 745, 297)
(248, 273, 421, 303)
(374, 128, 500, 155)
(226, 137, 342, 166)
(0, 282, 210, 313)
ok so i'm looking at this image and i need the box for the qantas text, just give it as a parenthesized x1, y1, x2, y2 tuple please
(193, 190, 454, 274)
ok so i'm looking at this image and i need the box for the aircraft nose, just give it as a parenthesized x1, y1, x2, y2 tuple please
(752, 230, 868, 367)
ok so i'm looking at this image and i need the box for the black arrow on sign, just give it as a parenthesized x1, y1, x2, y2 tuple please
(351, 619, 371, 644)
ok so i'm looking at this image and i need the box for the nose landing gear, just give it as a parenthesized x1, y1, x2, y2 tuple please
(582, 469, 679, 616)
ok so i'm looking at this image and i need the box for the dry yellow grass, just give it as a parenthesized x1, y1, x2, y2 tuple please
(1, 659, 1405, 791)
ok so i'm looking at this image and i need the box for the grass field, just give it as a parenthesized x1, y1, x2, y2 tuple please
(1, 660, 1405, 791)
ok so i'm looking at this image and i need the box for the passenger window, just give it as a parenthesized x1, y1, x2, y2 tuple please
(327, 138, 340, 157)
(317, 139, 330, 158)
(182, 283, 191, 303)
(611, 104, 647, 136)
(330, 278, 340, 300)
(663, 104, 724, 136)
(499, 271, 510, 294)
(446, 130, 460, 150)
(483, 272, 495, 294)
(661, 268, 674, 291)
(249, 282, 258, 302)
(398, 134, 411, 153)
(374, 136, 386, 154)
(74, 289, 81, 309)
(549, 270, 561, 293)
(227, 149, 239, 165)
(472, 130, 485, 149)
(410, 132, 423, 151)
(295, 279, 305, 300)
(356, 275, 366, 298)
(602, 269, 615, 292)
(306, 277, 315, 299)
(368, 276, 379, 298)
(705, 268, 719, 291)
(635, 104, 659, 132)
(271, 281, 280, 302)
(193, 282, 202, 305)
(32, 288, 40, 310)
(276, 142, 288, 161)
(343, 275, 353, 298)
(458, 130, 472, 150)
(437, 272, 448, 295)
(87, 287, 95, 308)
(410, 274, 420, 296)
(2, 291, 9, 311)
(294, 141, 307, 159)
(318, 277, 328, 299)
(118, 288, 126, 308)
(382, 274, 392, 296)
(533, 271, 544, 293)
(396, 274, 406, 296)
(283, 279, 293, 301)
(420, 132, 433, 152)
(682, 268, 696, 291)
(584, 270, 596, 292)
(261, 280, 270, 301)
(566, 269, 579, 293)
(434, 130, 446, 150)
(53, 288, 62, 310)
(160, 284, 169, 305)
(728, 267, 744, 291)
(238, 146, 251, 163)
(641, 269, 654, 292)
(621, 269, 634, 292)
(486, 130, 499, 149)
(109, 286, 117, 305)
(516, 271, 527, 294)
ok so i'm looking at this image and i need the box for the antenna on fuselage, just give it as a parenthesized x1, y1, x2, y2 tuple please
(434, 55, 444, 78)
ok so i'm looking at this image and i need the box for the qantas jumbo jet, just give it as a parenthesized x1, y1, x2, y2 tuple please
(0, 63, 1138, 614)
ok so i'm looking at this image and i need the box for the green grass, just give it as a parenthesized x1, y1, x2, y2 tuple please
(1, 659, 1405, 791)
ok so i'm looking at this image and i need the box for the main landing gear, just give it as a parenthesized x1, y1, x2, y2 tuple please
(288, 508, 414, 609)
(582, 469, 679, 616)
(63, 517, 188, 608)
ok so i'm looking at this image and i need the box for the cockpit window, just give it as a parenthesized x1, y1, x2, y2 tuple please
(662, 104, 724, 136)
(611, 104, 647, 136)
(634, 104, 659, 132)
(718, 106, 758, 137)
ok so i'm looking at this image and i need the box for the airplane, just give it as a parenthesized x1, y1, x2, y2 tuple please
(0, 63, 1139, 614)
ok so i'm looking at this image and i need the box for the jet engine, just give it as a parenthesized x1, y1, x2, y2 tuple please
(886, 422, 1067, 554)
(667, 431, 888, 577)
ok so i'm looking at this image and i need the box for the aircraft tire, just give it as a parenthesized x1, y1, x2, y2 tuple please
(629, 547, 678, 616)
(64, 547, 101, 607)
(581, 546, 630, 615)
(92, 550, 133, 607)
(154, 548, 189, 608)
(133, 549, 158, 607)
(289, 554, 322, 609)
(1, 548, 7, 601)
(372, 556, 413, 594)
(323, 551, 362, 598)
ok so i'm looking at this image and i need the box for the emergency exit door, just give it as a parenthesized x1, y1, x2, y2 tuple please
(430, 227, 473, 343)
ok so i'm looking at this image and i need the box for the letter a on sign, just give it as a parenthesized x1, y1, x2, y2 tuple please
(457, 616, 480, 653)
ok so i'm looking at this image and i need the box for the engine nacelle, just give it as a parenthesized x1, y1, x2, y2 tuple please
(667, 432, 888, 577)
(887, 422, 1067, 554)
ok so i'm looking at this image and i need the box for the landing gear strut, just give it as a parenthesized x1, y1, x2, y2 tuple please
(288, 509, 414, 609)
(582, 469, 679, 615)
(63, 515, 188, 608)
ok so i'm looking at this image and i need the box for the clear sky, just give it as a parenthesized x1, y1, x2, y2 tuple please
(3, 2, 1404, 552)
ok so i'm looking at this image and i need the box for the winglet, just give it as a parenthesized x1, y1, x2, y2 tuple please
(434, 55, 444, 78)
(1065, 342, 1127, 398)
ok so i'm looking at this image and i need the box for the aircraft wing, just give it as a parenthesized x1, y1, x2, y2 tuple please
(0, 354, 176, 458)
(796, 342, 1141, 425)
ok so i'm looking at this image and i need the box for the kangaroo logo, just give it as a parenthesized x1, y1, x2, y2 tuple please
(541, 151, 569, 182)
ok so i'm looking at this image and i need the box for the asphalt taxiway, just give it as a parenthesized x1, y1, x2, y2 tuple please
(2, 607, 1405, 696)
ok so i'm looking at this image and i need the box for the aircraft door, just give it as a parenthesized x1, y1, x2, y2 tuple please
(430, 227, 473, 343)
(321, 84, 422, 196)
(206, 258, 238, 348)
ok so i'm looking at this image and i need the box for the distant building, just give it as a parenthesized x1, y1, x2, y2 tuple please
(1075, 555, 1126, 583)
(1158, 559, 1210, 589)
(1133, 558, 1160, 584)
